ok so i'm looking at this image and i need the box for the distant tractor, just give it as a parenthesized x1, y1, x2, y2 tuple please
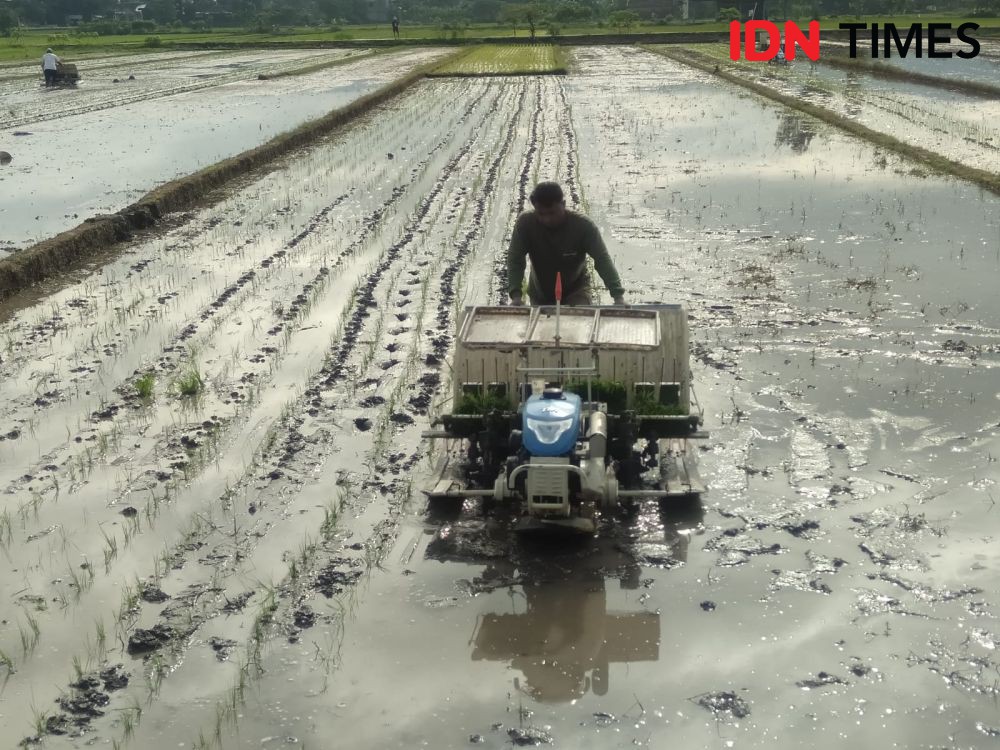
(423, 303, 707, 533)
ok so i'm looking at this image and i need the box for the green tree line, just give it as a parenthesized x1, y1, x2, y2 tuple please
(0, 0, 995, 36)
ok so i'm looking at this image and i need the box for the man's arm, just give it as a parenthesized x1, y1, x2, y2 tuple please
(507, 216, 528, 303)
(584, 220, 625, 302)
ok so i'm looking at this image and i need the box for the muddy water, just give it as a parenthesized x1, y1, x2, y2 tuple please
(0, 49, 362, 127)
(674, 43, 1000, 174)
(825, 37, 1000, 89)
(1, 46, 999, 749)
(168, 47, 999, 749)
(0, 47, 447, 253)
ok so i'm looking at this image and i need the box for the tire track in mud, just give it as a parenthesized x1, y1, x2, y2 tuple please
(10, 81, 522, 748)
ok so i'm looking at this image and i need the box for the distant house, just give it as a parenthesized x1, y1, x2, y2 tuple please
(66, 14, 84, 25)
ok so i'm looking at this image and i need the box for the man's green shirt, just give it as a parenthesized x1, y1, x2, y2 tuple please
(507, 210, 625, 302)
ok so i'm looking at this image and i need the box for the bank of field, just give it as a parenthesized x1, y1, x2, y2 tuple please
(431, 44, 567, 75)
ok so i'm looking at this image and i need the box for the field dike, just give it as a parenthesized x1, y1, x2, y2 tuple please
(647, 45, 1000, 197)
(0, 49, 464, 306)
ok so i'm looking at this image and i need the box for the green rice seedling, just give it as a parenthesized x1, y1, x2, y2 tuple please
(135, 374, 155, 400)
(175, 364, 204, 397)
(72, 654, 85, 682)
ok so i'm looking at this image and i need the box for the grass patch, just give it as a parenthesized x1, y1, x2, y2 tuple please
(430, 44, 567, 76)
(135, 374, 155, 400)
(175, 367, 203, 397)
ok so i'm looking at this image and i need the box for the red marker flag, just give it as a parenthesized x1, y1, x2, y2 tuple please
(555, 272, 562, 303)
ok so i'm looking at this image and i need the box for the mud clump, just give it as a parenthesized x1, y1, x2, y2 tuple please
(222, 591, 254, 613)
(293, 606, 317, 629)
(313, 559, 363, 598)
(796, 671, 848, 689)
(100, 664, 129, 691)
(354, 417, 373, 431)
(208, 636, 238, 661)
(127, 623, 174, 655)
(507, 727, 553, 746)
(389, 412, 414, 425)
(700, 600, 717, 611)
(140, 584, 170, 603)
(696, 691, 751, 719)
(58, 690, 110, 718)
(0, 151, 11, 165)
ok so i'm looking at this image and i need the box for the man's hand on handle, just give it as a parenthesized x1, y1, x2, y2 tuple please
(509, 295, 524, 307)
(613, 295, 627, 307)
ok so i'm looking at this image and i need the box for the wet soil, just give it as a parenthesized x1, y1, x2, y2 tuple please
(1, 45, 998, 750)
(0, 47, 449, 253)
(667, 43, 1000, 176)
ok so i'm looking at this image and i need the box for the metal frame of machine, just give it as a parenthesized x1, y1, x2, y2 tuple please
(423, 304, 706, 532)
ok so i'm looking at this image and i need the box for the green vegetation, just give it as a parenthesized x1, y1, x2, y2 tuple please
(432, 44, 566, 75)
(563, 379, 684, 415)
(175, 366, 203, 397)
(455, 390, 514, 415)
(135, 374, 155, 400)
(563, 379, 628, 412)
(0, 12, 997, 63)
(633, 396, 686, 416)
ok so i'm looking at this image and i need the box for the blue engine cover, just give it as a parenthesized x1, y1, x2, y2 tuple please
(522, 391, 581, 457)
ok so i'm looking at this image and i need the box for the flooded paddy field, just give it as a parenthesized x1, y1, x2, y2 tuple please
(666, 43, 1000, 174)
(0, 47, 448, 254)
(825, 37, 1000, 90)
(1, 44, 999, 749)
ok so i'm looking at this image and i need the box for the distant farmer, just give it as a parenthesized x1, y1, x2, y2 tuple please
(508, 181, 625, 306)
(42, 48, 61, 87)
(392, 16, 400, 39)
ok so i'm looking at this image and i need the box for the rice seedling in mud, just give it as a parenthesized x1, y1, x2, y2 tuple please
(432, 45, 568, 76)
(174, 358, 205, 397)
(135, 373, 155, 400)
(18, 610, 41, 657)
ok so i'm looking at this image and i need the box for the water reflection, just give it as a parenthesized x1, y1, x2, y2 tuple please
(775, 112, 817, 154)
(426, 500, 704, 703)
(471, 571, 657, 702)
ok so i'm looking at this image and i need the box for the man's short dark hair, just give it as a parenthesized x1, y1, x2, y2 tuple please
(530, 182, 564, 207)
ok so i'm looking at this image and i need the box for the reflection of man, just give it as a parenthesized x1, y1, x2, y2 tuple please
(471, 576, 658, 702)
(507, 182, 625, 306)
(42, 48, 61, 87)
